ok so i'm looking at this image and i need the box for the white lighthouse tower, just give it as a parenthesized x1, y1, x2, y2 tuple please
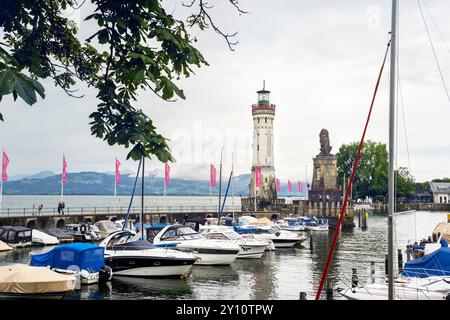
(250, 82, 277, 203)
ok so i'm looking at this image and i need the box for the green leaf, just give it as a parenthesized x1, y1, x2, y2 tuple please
(14, 77, 37, 105)
(0, 71, 15, 96)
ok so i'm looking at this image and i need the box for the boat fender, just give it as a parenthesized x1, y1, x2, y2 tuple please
(99, 265, 113, 285)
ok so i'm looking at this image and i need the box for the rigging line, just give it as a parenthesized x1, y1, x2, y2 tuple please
(417, 0, 450, 105)
(422, 0, 450, 55)
(315, 40, 391, 300)
(398, 76, 412, 174)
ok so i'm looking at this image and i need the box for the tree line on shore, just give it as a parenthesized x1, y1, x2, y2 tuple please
(336, 140, 447, 202)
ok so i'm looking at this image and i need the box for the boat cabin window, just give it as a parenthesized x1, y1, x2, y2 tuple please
(177, 227, 202, 240)
(8, 231, 15, 242)
(203, 233, 229, 240)
(224, 232, 240, 240)
(18, 231, 31, 238)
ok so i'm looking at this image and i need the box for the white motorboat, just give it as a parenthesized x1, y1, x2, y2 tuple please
(32, 229, 59, 246)
(63, 223, 99, 242)
(99, 230, 197, 277)
(234, 224, 308, 248)
(278, 217, 306, 232)
(337, 275, 450, 300)
(199, 225, 267, 259)
(152, 225, 241, 265)
(93, 220, 120, 240)
(301, 216, 329, 231)
(114, 219, 136, 231)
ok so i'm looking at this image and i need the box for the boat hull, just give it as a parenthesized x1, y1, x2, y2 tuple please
(272, 239, 298, 248)
(237, 245, 266, 259)
(105, 255, 196, 277)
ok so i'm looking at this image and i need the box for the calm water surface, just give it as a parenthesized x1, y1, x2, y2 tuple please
(0, 201, 447, 300)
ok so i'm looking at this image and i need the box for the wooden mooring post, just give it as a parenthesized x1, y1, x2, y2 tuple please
(398, 249, 403, 272)
(361, 212, 368, 229)
(326, 280, 333, 300)
(370, 261, 375, 284)
(351, 268, 358, 288)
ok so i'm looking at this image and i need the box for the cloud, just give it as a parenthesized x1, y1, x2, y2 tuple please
(1, 0, 450, 183)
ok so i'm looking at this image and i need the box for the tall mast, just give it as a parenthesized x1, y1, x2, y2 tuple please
(141, 156, 145, 240)
(218, 148, 223, 216)
(388, 0, 399, 301)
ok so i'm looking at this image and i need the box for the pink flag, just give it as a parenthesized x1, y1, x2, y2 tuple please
(287, 180, 292, 193)
(164, 163, 170, 186)
(298, 181, 303, 192)
(210, 164, 217, 188)
(276, 179, 280, 193)
(62, 155, 67, 184)
(255, 166, 261, 187)
(115, 158, 121, 185)
(2, 151, 10, 182)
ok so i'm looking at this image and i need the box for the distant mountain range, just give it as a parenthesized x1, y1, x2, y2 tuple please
(2, 171, 307, 196)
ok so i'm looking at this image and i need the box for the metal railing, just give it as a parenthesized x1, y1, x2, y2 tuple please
(0, 205, 243, 218)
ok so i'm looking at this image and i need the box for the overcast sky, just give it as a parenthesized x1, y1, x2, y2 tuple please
(1, 0, 450, 183)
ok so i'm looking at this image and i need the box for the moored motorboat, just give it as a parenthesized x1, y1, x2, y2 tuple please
(93, 220, 120, 240)
(43, 228, 74, 243)
(99, 230, 197, 277)
(31, 243, 108, 285)
(0, 226, 32, 248)
(0, 264, 76, 299)
(301, 216, 329, 231)
(199, 225, 267, 259)
(278, 217, 306, 232)
(0, 240, 12, 252)
(32, 229, 59, 246)
(63, 223, 99, 242)
(152, 225, 241, 265)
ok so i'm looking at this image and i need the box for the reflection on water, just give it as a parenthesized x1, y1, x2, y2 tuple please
(0, 210, 448, 300)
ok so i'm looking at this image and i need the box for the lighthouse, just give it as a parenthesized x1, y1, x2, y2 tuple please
(250, 82, 277, 204)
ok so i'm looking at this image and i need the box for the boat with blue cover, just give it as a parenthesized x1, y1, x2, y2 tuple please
(30, 243, 107, 285)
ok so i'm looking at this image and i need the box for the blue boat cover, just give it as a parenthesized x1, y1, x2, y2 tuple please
(30, 243, 105, 272)
(233, 225, 258, 233)
(402, 246, 450, 277)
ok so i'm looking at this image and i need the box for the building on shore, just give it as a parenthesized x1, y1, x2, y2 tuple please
(430, 182, 450, 204)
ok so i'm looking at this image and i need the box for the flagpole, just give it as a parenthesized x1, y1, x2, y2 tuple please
(0, 149, 3, 211)
(0, 175, 3, 212)
(60, 155, 64, 202)
(231, 152, 235, 216)
(114, 177, 117, 214)
(254, 169, 257, 212)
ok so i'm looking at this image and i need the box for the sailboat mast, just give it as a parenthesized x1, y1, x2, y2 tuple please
(141, 156, 145, 240)
(388, 0, 399, 301)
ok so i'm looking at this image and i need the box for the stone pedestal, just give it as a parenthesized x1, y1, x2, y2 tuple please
(309, 154, 341, 202)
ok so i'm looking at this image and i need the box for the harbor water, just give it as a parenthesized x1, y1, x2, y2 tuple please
(0, 196, 447, 300)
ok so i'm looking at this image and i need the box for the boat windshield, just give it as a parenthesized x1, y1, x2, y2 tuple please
(161, 227, 202, 241)
(203, 232, 230, 241)
(177, 227, 202, 240)
(223, 232, 241, 240)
